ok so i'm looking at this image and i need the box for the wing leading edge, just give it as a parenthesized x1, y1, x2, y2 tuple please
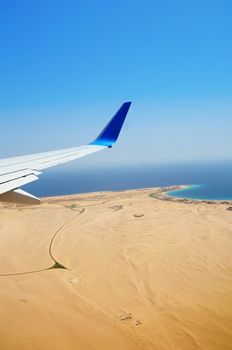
(0, 102, 131, 202)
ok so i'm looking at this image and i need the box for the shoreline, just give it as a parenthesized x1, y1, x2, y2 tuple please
(149, 185, 232, 205)
(1, 185, 231, 207)
(40, 185, 232, 206)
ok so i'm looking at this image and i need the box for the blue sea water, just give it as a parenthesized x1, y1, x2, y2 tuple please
(23, 161, 232, 200)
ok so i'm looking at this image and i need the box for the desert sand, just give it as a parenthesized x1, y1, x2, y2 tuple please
(0, 187, 232, 350)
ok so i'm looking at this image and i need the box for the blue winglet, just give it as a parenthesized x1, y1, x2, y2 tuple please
(90, 102, 131, 147)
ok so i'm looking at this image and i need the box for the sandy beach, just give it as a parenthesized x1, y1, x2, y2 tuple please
(0, 187, 232, 350)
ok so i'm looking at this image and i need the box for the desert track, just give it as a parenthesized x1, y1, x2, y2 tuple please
(0, 188, 232, 350)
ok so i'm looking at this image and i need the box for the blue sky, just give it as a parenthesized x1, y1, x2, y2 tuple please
(0, 0, 232, 166)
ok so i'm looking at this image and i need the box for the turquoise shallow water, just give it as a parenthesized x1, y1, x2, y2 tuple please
(167, 183, 232, 201)
(23, 161, 232, 200)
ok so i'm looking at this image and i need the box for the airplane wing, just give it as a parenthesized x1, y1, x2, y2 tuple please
(0, 102, 131, 202)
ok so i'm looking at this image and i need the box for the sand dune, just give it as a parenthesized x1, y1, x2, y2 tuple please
(0, 188, 232, 349)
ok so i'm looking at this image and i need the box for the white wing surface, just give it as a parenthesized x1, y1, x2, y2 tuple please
(0, 102, 131, 202)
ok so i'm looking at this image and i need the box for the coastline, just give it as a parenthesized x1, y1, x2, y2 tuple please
(149, 185, 232, 205)
(2, 185, 231, 207)
(41, 185, 232, 206)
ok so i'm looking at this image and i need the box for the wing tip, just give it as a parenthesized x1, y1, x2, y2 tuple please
(90, 101, 132, 147)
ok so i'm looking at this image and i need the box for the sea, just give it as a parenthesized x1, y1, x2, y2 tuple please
(23, 161, 232, 200)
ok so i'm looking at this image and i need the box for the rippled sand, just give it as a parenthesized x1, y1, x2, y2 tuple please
(0, 188, 232, 350)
